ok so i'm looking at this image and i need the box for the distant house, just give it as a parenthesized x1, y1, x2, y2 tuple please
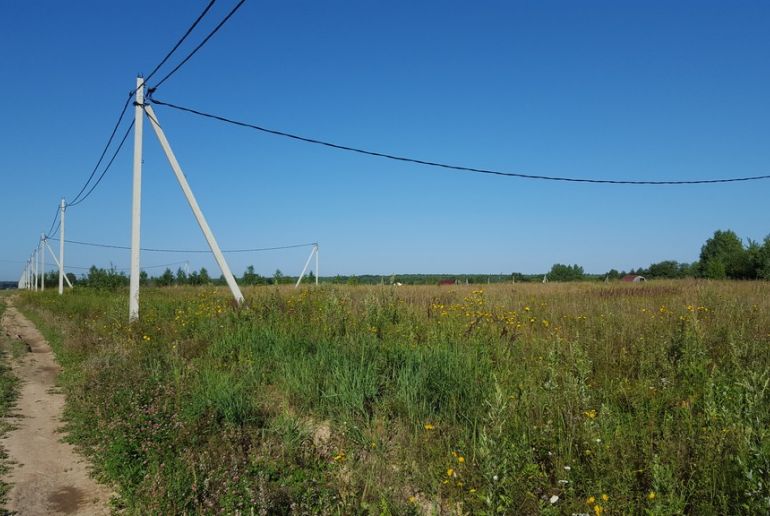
(438, 279, 456, 286)
(622, 275, 646, 283)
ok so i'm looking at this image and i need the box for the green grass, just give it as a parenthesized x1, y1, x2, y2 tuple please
(0, 296, 21, 507)
(17, 281, 770, 514)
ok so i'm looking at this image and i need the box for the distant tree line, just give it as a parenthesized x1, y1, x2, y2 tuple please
(548, 229, 770, 282)
(43, 229, 769, 289)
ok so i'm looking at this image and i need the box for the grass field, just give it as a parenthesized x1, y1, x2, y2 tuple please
(17, 281, 770, 514)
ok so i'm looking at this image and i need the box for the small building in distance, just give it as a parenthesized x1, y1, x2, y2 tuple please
(622, 274, 646, 283)
(438, 279, 457, 286)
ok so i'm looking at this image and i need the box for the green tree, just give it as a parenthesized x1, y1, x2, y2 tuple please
(199, 268, 210, 285)
(754, 236, 770, 279)
(647, 260, 686, 279)
(273, 269, 284, 285)
(158, 268, 175, 286)
(698, 230, 750, 279)
(242, 265, 258, 285)
(176, 267, 188, 285)
(548, 264, 584, 282)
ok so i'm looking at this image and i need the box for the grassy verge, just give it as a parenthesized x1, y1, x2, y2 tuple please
(0, 295, 21, 507)
(16, 282, 770, 514)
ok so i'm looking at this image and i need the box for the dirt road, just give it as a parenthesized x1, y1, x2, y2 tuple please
(0, 298, 111, 515)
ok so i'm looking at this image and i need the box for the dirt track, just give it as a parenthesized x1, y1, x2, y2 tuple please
(0, 298, 111, 515)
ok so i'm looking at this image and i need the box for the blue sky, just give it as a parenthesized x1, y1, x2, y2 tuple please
(1, 0, 769, 281)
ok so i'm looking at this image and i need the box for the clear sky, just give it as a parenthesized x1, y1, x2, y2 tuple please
(1, 0, 769, 281)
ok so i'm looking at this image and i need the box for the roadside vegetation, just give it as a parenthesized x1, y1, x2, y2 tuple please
(17, 281, 770, 513)
(0, 295, 21, 505)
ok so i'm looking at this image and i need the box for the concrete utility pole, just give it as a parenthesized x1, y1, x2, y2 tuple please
(40, 233, 45, 291)
(59, 198, 65, 295)
(129, 77, 144, 322)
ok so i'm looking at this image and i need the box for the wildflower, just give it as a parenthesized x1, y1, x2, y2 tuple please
(458, 456, 465, 464)
(586, 496, 595, 505)
(563, 466, 571, 471)
(594, 504, 603, 515)
(647, 491, 656, 500)
(601, 494, 608, 502)
(469, 488, 476, 493)
(584, 409, 597, 419)
(408, 496, 416, 504)
(549, 495, 559, 504)
(142, 335, 151, 341)
(333, 452, 346, 462)
(447, 468, 455, 477)
(424, 423, 435, 431)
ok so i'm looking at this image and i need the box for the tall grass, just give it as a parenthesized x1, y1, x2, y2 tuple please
(18, 281, 770, 514)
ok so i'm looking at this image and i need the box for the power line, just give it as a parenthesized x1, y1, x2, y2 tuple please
(47, 238, 316, 254)
(63, 260, 189, 272)
(45, 206, 61, 238)
(149, 0, 247, 92)
(68, 97, 133, 205)
(150, 97, 770, 186)
(68, 120, 135, 208)
(68, 0, 219, 208)
(141, 0, 218, 87)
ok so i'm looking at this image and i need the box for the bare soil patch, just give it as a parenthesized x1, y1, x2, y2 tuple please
(0, 298, 111, 515)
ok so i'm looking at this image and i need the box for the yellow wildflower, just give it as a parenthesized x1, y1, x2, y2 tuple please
(594, 504, 603, 516)
(458, 456, 465, 464)
(647, 491, 656, 500)
(424, 423, 435, 431)
(584, 409, 597, 419)
(586, 496, 595, 505)
(601, 494, 608, 502)
(447, 468, 454, 477)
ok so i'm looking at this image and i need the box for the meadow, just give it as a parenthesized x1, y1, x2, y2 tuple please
(15, 281, 770, 514)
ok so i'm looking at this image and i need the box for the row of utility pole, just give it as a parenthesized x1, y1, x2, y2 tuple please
(20, 77, 319, 322)
(19, 199, 70, 294)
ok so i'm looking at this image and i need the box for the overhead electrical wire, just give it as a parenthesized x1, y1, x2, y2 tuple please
(45, 206, 61, 239)
(68, 120, 135, 208)
(140, 0, 217, 88)
(63, 260, 190, 272)
(67, 97, 132, 206)
(149, 0, 247, 92)
(150, 97, 770, 186)
(46, 238, 316, 254)
(68, 0, 220, 208)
